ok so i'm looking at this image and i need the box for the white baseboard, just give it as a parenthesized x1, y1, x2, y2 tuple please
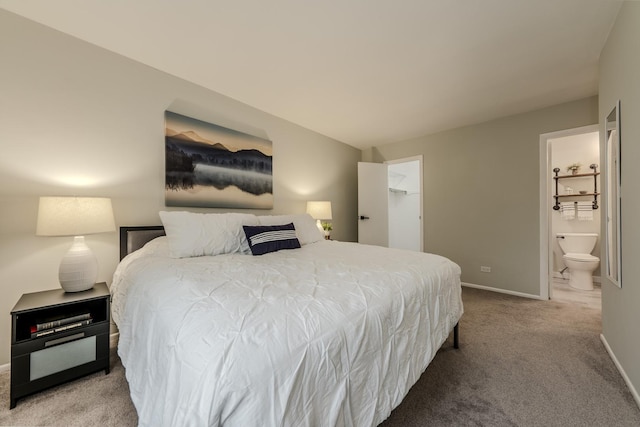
(462, 282, 545, 300)
(600, 334, 640, 410)
(0, 362, 9, 373)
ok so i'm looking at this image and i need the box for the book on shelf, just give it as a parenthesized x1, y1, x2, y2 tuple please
(30, 313, 91, 333)
(30, 319, 93, 339)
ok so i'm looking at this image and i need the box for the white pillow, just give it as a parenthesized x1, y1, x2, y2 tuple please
(257, 213, 324, 245)
(159, 211, 259, 258)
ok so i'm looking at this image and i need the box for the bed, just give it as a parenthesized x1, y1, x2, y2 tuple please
(111, 212, 463, 426)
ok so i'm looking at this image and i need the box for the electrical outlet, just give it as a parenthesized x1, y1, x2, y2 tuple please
(480, 266, 491, 273)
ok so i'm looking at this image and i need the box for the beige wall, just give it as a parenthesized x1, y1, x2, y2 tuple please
(0, 11, 360, 365)
(367, 97, 598, 296)
(599, 1, 640, 404)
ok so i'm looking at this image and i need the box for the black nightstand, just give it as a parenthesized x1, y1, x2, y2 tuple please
(10, 283, 110, 409)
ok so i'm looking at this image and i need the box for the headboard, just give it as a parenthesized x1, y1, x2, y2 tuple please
(119, 226, 165, 260)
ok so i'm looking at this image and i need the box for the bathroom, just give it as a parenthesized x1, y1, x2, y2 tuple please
(550, 130, 601, 308)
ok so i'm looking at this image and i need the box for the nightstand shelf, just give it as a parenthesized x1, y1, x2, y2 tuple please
(10, 283, 110, 409)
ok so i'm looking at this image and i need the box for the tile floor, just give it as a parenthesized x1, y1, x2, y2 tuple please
(551, 278, 601, 310)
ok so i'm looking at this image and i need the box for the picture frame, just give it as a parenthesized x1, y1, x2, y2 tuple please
(165, 111, 273, 209)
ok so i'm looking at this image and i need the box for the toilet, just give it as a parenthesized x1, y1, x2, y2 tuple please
(556, 232, 600, 291)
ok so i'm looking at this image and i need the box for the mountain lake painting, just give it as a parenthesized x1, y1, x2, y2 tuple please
(165, 111, 273, 209)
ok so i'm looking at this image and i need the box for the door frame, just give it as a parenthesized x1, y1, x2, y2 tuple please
(539, 124, 599, 300)
(385, 155, 424, 252)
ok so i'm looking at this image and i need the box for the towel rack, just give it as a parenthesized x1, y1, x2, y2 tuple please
(552, 164, 599, 210)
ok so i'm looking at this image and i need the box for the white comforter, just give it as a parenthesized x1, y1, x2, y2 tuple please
(111, 238, 463, 427)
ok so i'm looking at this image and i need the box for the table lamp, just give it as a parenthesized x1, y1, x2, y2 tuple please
(36, 196, 116, 292)
(306, 201, 332, 239)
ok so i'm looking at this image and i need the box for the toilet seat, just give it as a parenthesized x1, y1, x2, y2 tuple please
(563, 253, 599, 262)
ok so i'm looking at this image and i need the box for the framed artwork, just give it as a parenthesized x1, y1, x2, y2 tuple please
(165, 111, 273, 209)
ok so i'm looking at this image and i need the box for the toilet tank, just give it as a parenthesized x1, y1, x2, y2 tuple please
(557, 232, 598, 254)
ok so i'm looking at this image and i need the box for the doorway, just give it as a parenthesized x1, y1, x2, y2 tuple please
(357, 156, 423, 251)
(386, 157, 423, 252)
(539, 124, 601, 306)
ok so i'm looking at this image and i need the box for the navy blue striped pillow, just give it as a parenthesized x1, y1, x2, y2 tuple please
(242, 223, 301, 255)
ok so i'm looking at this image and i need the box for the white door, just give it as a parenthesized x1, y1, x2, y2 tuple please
(357, 162, 389, 246)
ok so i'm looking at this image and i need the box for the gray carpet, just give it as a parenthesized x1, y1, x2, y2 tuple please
(1, 287, 639, 426)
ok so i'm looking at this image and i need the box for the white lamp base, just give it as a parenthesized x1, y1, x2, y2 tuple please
(58, 236, 97, 292)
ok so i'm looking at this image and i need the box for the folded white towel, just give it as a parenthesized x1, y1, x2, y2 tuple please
(560, 202, 575, 220)
(577, 201, 593, 221)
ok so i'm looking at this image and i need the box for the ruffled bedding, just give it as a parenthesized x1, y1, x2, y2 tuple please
(111, 238, 463, 426)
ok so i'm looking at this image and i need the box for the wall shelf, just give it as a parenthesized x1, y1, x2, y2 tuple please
(552, 164, 599, 210)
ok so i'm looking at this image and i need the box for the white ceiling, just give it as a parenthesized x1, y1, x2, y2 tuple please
(0, 0, 622, 149)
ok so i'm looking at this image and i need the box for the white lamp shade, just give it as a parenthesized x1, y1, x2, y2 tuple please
(36, 196, 115, 292)
(306, 201, 332, 220)
(37, 197, 115, 236)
